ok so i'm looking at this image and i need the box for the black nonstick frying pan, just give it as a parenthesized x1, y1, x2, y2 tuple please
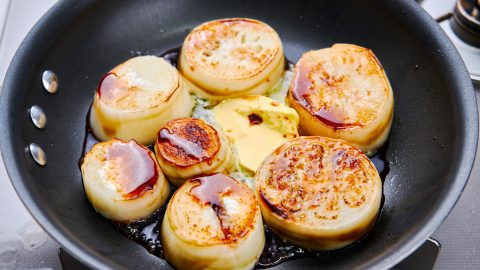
(0, 0, 478, 269)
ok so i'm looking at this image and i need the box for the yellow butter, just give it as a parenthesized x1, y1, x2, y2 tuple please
(212, 95, 299, 172)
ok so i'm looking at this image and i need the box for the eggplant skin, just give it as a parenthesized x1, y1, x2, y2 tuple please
(179, 18, 285, 100)
(161, 174, 265, 270)
(288, 44, 394, 154)
(256, 136, 382, 250)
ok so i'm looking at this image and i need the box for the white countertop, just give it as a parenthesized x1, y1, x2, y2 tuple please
(0, 1, 61, 269)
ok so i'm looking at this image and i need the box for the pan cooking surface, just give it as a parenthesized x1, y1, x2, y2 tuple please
(79, 47, 391, 268)
(0, 0, 477, 269)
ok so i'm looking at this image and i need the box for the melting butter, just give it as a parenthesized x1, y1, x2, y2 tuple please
(212, 95, 299, 172)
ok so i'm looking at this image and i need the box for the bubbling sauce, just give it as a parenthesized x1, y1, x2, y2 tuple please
(112, 204, 169, 259)
(79, 47, 390, 268)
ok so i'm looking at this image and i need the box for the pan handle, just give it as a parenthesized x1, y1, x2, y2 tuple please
(390, 238, 441, 270)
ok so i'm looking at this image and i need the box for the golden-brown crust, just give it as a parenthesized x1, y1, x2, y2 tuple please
(168, 173, 257, 246)
(184, 18, 280, 81)
(260, 204, 378, 248)
(289, 44, 389, 131)
(257, 136, 380, 226)
(156, 118, 221, 167)
(179, 54, 285, 96)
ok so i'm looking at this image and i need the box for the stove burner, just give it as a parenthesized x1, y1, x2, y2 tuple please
(451, 0, 480, 46)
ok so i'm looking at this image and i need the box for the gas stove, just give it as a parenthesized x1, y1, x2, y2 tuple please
(0, 1, 479, 269)
(433, 0, 480, 83)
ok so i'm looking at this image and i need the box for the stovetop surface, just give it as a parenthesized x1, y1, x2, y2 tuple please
(0, 0, 479, 269)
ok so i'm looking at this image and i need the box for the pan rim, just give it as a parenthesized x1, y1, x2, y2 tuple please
(0, 0, 477, 269)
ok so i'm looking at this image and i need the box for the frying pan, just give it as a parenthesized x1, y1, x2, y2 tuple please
(0, 0, 478, 269)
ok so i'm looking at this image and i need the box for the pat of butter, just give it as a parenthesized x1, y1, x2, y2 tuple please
(213, 95, 299, 172)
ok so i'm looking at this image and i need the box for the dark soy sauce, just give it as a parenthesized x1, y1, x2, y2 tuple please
(248, 113, 263, 125)
(257, 226, 329, 268)
(79, 48, 390, 269)
(80, 124, 173, 260)
(112, 206, 167, 259)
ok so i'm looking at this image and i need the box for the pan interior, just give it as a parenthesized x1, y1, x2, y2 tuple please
(0, 0, 476, 269)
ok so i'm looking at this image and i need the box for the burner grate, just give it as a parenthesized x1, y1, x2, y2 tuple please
(426, 0, 480, 83)
(451, 0, 480, 47)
